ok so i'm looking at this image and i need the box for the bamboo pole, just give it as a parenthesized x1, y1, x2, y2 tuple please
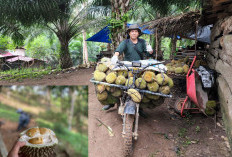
(155, 29, 158, 60)
(195, 21, 198, 56)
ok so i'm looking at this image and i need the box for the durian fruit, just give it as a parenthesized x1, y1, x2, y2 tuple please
(94, 70, 106, 81)
(174, 67, 184, 74)
(143, 71, 156, 82)
(171, 60, 176, 64)
(19, 127, 58, 157)
(206, 100, 216, 109)
(127, 89, 141, 103)
(125, 77, 134, 86)
(167, 77, 174, 88)
(141, 95, 150, 103)
(117, 70, 128, 78)
(97, 91, 108, 101)
(26, 127, 39, 137)
(106, 69, 113, 75)
(115, 75, 126, 85)
(155, 73, 169, 85)
(100, 94, 120, 105)
(183, 64, 189, 74)
(175, 63, 183, 67)
(147, 81, 159, 92)
(169, 67, 175, 73)
(101, 57, 110, 62)
(128, 71, 134, 77)
(151, 97, 165, 108)
(106, 72, 117, 84)
(96, 63, 108, 72)
(135, 78, 147, 89)
(159, 86, 170, 94)
(112, 88, 123, 97)
(166, 63, 172, 66)
(145, 93, 160, 100)
(96, 84, 105, 93)
(106, 86, 116, 93)
(107, 94, 120, 104)
(183, 56, 189, 63)
(205, 107, 215, 116)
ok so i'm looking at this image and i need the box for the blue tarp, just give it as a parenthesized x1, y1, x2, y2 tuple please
(86, 24, 153, 43)
(86, 23, 212, 44)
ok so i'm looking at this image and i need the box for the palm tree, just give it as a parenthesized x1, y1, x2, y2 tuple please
(0, 0, 104, 69)
(91, 0, 201, 50)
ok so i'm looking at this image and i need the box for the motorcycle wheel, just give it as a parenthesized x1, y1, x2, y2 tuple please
(123, 114, 134, 157)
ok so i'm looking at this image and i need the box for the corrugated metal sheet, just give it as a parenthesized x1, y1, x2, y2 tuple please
(6, 56, 34, 62)
(0, 51, 14, 58)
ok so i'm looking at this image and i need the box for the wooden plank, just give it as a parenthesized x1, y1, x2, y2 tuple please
(0, 132, 8, 157)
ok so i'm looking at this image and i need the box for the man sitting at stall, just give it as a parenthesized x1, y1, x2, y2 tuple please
(102, 24, 153, 111)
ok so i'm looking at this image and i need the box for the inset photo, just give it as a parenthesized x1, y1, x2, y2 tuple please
(0, 86, 88, 157)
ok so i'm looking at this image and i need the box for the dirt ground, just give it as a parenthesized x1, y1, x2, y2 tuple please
(0, 67, 231, 157)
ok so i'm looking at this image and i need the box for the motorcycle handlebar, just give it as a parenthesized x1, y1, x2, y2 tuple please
(117, 61, 162, 71)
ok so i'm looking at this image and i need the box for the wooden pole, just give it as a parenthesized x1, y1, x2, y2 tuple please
(155, 29, 158, 60)
(0, 132, 8, 157)
(195, 21, 198, 56)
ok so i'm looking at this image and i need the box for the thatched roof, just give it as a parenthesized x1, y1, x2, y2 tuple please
(141, 11, 201, 37)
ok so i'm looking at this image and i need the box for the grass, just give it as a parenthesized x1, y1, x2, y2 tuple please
(0, 66, 61, 81)
(37, 118, 88, 157)
(0, 103, 88, 157)
(0, 102, 19, 122)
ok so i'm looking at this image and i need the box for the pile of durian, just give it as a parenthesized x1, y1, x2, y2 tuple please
(93, 61, 174, 109)
(205, 100, 217, 116)
(165, 57, 190, 75)
(166, 56, 207, 75)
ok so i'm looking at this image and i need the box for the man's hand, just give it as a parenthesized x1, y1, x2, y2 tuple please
(111, 52, 119, 64)
(7, 140, 26, 157)
(149, 50, 153, 54)
(146, 44, 153, 54)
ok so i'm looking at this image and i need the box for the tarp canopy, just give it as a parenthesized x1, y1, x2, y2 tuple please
(169, 25, 212, 44)
(188, 25, 212, 44)
(86, 24, 154, 43)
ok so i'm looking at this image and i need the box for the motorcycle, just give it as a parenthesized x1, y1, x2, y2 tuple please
(91, 60, 172, 156)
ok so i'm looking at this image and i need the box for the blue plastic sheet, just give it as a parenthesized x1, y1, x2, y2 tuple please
(86, 24, 153, 43)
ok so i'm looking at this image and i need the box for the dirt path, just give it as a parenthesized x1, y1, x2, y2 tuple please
(0, 67, 230, 157)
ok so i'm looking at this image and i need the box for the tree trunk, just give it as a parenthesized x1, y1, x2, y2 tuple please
(171, 36, 177, 60)
(59, 40, 73, 69)
(46, 87, 51, 110)
(110, 0, 130, 52)
(82, 29, 89, 67)
(68, 88, 76, 130)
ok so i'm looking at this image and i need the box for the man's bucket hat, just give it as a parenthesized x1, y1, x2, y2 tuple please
(126, 24, 142, 36)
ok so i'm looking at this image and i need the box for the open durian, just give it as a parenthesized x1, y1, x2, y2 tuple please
(19, 126, 58, 157)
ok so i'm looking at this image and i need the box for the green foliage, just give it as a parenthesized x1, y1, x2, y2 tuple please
(141, 0, 201, 16)
(0, 66, 60, 81)
(37, 118, 88, 157)
(69, 34, 101, 64)
(195, 126, 200, 133)
(178, 128, 187, 138)
(0, 35, 16, 50)
(24, 34, 60, 60)
(107, 10, 132, 40)
(161, 37, 172, 59)
(0, 102, 19, 122)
